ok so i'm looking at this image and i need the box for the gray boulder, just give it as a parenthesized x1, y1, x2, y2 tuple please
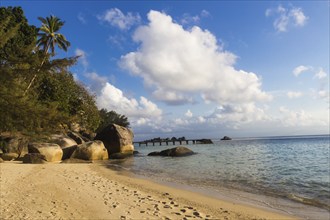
(62, 145, 78, 160)
(28, 143, 63, 162)
(67, 131, 85, 144)
(70, 141, 108, 161)
(94, 124, 134, 156)
(50, 134, 77, 148)
(22, 153, 47, 164)
(148, 146, 195, 157)
(0, 153, 19, 161)
(0, 134, 28, 158)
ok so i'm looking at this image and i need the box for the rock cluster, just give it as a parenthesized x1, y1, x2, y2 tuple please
(0, 123, 134, 163)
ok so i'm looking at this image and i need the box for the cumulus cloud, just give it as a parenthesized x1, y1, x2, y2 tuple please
(278, 107, 325, 127)
(98, 8, 141, 30)
(77, 13, 87, 24)
(287, 91, 302, 99)
(314, 68, 327, 79)
(97, 82, 162, 119)
(266, 5, 308, 32)
(293, 65, 311, 76)
(185, 109, 193, 118)
(120, 10, 270, 106)
(180, 10, 210, 25)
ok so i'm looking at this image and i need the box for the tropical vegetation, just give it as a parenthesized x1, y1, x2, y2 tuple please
(0, 6, 130, 136)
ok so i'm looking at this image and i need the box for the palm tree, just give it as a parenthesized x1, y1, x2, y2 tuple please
(24, 15, 70, 95)
(36, 15, 70, 56)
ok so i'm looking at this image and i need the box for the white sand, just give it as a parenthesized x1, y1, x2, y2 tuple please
(0, 161, 297, 219)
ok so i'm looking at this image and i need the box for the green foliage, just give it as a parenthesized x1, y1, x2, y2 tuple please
(36, 70, 100, 131)
(37, 15, 70, 56)
(97, 109, 130, 133)
(0, 6, 101, 134)
(0, 7, 37, 61)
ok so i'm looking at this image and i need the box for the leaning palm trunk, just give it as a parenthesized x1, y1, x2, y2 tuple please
(23, 43, 49, 96)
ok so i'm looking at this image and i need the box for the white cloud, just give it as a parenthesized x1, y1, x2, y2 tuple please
(278, 107, 325, 127)
(287, 91, 302, 99)
(266, 5, 308, 32)
(97, 82, 162, 119)
(293, 65, 311, 76)
(201, 10, 210, 18)
(290, 8, 308, 27)
(98, 8, 141, 30)
(77, 13, 87, 24)
(75, 48, 88, 69)
(180, 10, 210, 25)
(185, 109, 193, 118)
(120, 10, 270, 106)
(314, 68, 327, 79)
(181, 13, 200, 25)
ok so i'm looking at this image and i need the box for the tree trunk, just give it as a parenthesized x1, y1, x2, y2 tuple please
(23, 43, 50, 96)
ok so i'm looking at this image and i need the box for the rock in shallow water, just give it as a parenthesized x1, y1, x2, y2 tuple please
(94, 124, 134, 156)
(148, 146, 195, 157)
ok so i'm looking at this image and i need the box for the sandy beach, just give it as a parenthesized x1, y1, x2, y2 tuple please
(0, 161, 296, 220)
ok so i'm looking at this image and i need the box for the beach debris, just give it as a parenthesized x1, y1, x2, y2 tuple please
(148, 146, 195, 157)
(70, 141, 108, 161)
(94, 123, 134, 156)
(28, 142, 63, 162)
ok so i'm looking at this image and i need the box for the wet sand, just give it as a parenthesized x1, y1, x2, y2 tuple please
(0, 161, 297, 219)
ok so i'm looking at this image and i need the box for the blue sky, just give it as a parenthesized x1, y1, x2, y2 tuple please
(2, 1, 329, 140)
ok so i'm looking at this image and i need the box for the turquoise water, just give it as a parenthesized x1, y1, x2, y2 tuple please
(107, 135, 330, 213)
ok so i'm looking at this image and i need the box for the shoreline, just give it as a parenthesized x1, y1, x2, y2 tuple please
(1, 161, 298, 220)
(104, 161, 330, 220)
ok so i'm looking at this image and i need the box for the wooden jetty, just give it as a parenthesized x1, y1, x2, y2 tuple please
(133, 139, 213, 146)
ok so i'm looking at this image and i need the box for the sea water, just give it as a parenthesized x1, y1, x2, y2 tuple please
(106, 135, 330, 218)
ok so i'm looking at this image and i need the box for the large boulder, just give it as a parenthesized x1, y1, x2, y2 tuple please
(22, 153, 47, 164)
(50, 134, 77, 148)
(62, 145, 78, 160)
(67, 131, 85, 144)
(148, 146, 195, 157)
(0, 134, 29, 158)
(0, 153, 19, 161)
(70, 141, 108, 161)
(94, 124, 134, 156)
(28, 143, 63, 162)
